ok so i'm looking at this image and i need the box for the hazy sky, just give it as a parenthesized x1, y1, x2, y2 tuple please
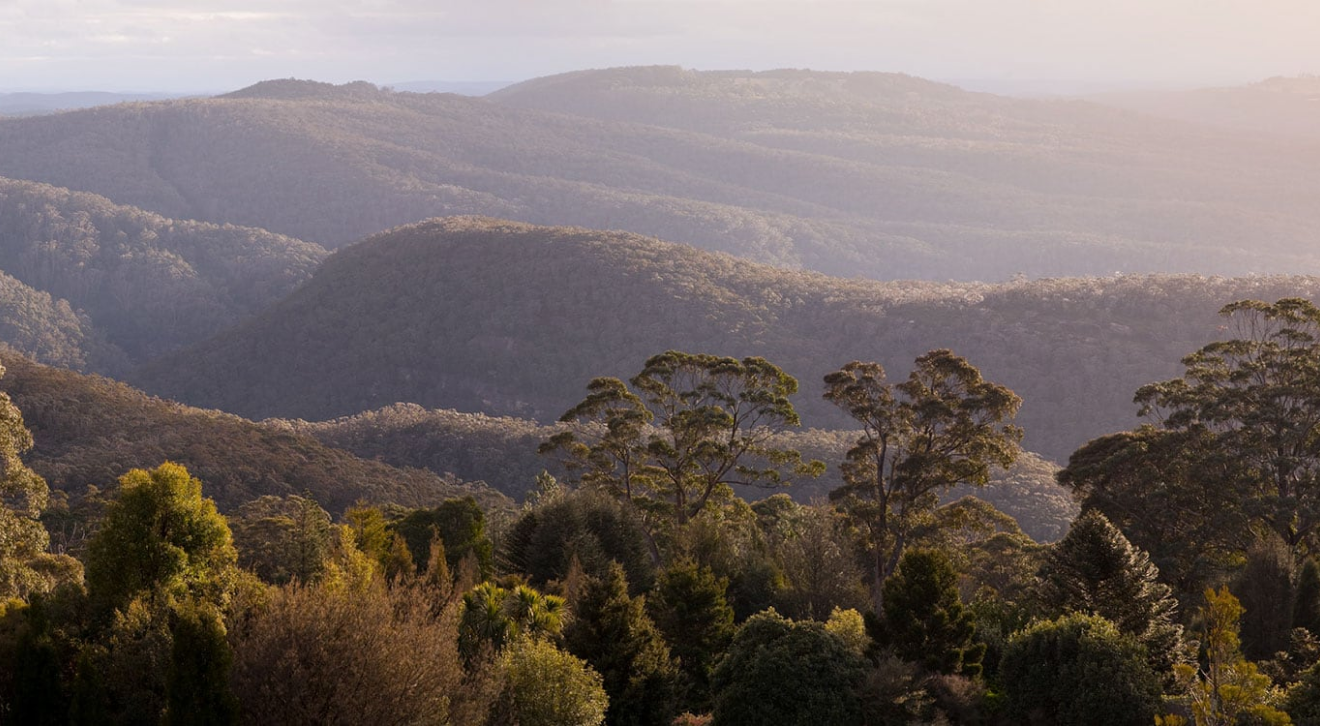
(2, 0, 1318, 92)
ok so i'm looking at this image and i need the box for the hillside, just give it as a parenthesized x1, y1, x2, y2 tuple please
(1093, 75, 1320, 140)
(289, 402, 1076, 542)
(0, 352, 502, 514)
(0, 178, 326, 364)
(0, 73, 1318, 280)
(135, 217, 1320, 462)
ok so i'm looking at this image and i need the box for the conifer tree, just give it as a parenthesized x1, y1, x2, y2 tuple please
(872, 548, 984, 676)
(564, 562, 679, 726)
(648, 558, 735, 710)
(1038, 509, 1183, 680)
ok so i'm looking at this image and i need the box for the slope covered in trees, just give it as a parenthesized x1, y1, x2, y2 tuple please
(1093, 75, 1320, 140)
(0, 352, 500, 514)
(1, 73, 1319, 279)
(0, 178, 326, 365)
(135, 216, 1320, 462)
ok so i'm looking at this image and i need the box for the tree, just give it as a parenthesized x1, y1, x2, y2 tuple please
(502, 488, 655, 594)
(1000, 613, 1163, 726)
(229, 494, 334, 584)
(459, 581, 565, 662)
(1297, 558, 1320, 635)
(1135, 298, 1320, 552)
(647, 558, 734, 710)
(1237, 534, 1298, 661)
(1174, 586, 1291, 726)
(498, 637, 609, 726)
(709, 609, 867, 726)
(393, 497, 494, 578)
(229, 578, 485, 726)
(872, 548, 984, 676)
(0, 364, 73, 600)
(564, 562, 680, 726)
(163, 601, 238, 726)
(543, 351, 823, 563)
(1058, 425, 1251, 603)
(84, 462, 238, 617)
(822, 350, 1021, 610)
(1037, 509, 1184, 682)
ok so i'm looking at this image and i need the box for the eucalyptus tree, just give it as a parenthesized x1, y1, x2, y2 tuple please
(822, 349, 1022, 610)
(542, 351, 822, 563)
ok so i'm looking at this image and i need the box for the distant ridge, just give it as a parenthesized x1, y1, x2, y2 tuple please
(2, 68, 1320, 281)
(133, 216, 1320, 462)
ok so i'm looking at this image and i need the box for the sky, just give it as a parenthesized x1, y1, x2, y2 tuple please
(1, 0, 1318, 93)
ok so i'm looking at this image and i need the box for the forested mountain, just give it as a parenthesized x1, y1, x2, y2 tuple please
(0, 352, 500, 514)
(135, 217, 1320, 462)
(1093, 75, 1320, 140)
(0, 178, 326, 364)
(1, 72, 1319, 280)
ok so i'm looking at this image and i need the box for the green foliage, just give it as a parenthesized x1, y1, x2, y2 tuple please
(1058, 425, 1249, 603)
(459, 581, 565, 661)
(1297, 558, 1320, 635)
(823, 351, 1021, 610)
(0, 363, 72, 601)
(1238, 534, 1299, 661)
(164, 601, 238, 726)
(647, 559, 735, 710)
(1037, 509, 1184, 681)
(873, 549, 985, 677)
(1287, 660, 1320, 725)
(999, 613, 1163, 726)
(545, 350, 822, 556)
(393, 497, 494, 578)
(564, 562, 680, 726)
(503, 488, 655, 593)
(1135, 298, 1320, 553)
(229, 494, 335, 584)
(1174, 586, 1292, 726)
(499, 637, 609, 726)
(84, 462, 238, 617)
(709, 608, 867, 726)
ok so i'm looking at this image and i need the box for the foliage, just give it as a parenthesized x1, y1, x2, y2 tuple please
(1135, 298, 1320, 552)
(502, 488, 655, 593)
(459, 581, 565, 661)
(1037, 509, 1184, 681)
(0, 353, 503, 515)
(873, 549, 984, 676)
(393, 497, 495, 578)
(1297, 558, 1320, 635)
(647, 559, 735, 711)
(229, 577, 489, 725)
(1238, 534, 1299, 661)
(564, 562, 680, 726)
(822, 351, 1021, 609)
(0, 362, 74, 601)
(999, 613, 1163, 726)
(84, 462, 238, 617)
(709, 608, 867, 726)
(163, 600, 238, 726)
(498, 637, 609, 726)
(544, 350, 822, 561)
(1173, 586, 1291, 726)
(229, 494, 335, 584)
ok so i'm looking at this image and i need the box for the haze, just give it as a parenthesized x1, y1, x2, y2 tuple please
(4, 0, 1318, 92)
